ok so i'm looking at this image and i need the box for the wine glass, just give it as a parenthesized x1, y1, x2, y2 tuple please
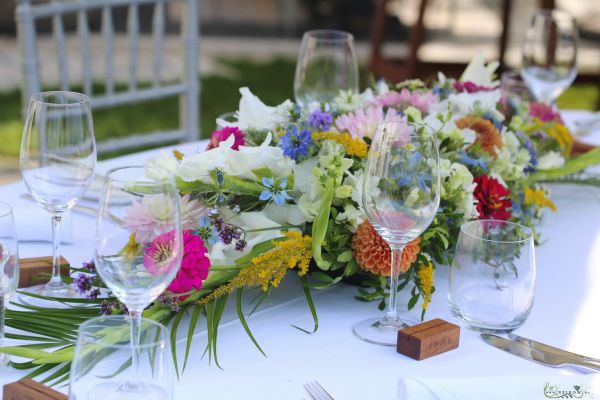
(294, 29, 359, 107)
(448, 220, 536, 333)
(521, 9, 578, 105)
(95, 166, 182, 397)
(20, 91, 96, 297)
(69, 315, 173, 400)
(353, 121, 440, 346)
(0, 202, 19, 367)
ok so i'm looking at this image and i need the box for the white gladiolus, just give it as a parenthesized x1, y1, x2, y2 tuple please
(219, 87, 292, 131)
(537, 151, 566, 170)
(460, 52, 499, 87)
(145, 151, 180, 181)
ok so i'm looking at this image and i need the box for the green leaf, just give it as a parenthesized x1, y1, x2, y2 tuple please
(236, 288, 266, 357)
(170, 304, 189, 378)
(291, 276, 319, 334)
(183, 305, 202, 373)
(531, 147, 600, 181)
(407, 293, 420, 310)
(336, 250, 353, 262)
(312, 178, 334, 270)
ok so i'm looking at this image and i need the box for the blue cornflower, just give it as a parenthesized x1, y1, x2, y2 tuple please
(397, 173, 432, 191)
(516, 131, 537, 172)
(196, 216, 219, 245)
(307, 109, 333, 131)
(458, 150, 488, 171)
(279, 125, 313, 161)
(259, 177, 293, 205)
(483, 113, 503, 131)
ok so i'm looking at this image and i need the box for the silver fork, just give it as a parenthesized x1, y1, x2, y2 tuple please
(303, 381, 335, 400)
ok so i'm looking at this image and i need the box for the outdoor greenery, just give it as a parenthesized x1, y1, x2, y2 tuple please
(0, 57, 597, 160)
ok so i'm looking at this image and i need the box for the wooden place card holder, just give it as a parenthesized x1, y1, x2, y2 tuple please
(3, 379, 67, 400)
(397, 318, 460, 360)
(18, 256, 70, 288)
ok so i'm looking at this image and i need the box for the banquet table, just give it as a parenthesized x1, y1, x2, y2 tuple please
(1, 111, 600, 399)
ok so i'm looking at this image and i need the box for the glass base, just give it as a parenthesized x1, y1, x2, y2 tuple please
(353, 316, 416, 346)
(86, 381, 168, 400)
(450, 305, 528, 334)
(38, 280, 78, 298)
(0, 352, 9, 367)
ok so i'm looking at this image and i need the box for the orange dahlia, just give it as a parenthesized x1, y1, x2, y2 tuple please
(352, 221, 421, 276)
(455, 116, 503, 156)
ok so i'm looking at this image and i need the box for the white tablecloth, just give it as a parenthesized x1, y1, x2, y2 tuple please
(1, 111, 599, 399)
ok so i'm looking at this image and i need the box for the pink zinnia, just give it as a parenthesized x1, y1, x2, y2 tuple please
(207, 126, 245, 150)
(372, 89, 438, 113)
(167, 230, 211, 299)
(529, 102, 563, 124)
(144, 230, 180, 276)
(335, 106, 404, 139)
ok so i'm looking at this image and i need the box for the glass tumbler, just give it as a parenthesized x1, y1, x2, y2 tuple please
(448, 220, 536, 333)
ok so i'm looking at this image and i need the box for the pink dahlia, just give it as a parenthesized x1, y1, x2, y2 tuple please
(167, 230, 211, 299)
(335, 106, 404, 139)
(372, 89, 438, 113)
(207, 126, 245, 150)
(529, 102, 563, 124)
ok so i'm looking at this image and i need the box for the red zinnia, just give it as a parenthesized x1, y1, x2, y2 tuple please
(473, 175, 512, 220)
(207, 126, 245, 150)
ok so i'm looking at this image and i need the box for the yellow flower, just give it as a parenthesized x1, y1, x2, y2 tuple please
(531, 119, 573, 156)
(417, 259, 434, 311)
(524, 187, 557, 212)
(312, 131, 368, 158)
(172, 149, 184, 160)
(198, 231, 312, 305)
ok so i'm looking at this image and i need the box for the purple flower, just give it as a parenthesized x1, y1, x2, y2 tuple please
(74, 274, 94, 295)
(307, 110, 333, 131)
(82, 259, 96, 273)
(212, 215, 246, 251)
(87, 288, 101, 301)
(100, 300, 112, 315)
(279, 125, 312, 161)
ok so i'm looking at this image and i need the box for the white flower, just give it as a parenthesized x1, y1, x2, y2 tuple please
(460, 52, 499, 87)
(335, 203, 365, 230)
(537, 151, 566, 170)
(490, 131, 531, 180)
(177, 133, 294, 183)
(333, 90, 364, 113)
(221, 87, 292, 131)
(375, 80, 390, 95)
(446, 163, 478, 220)
(145, 151, 179, 181)
(448, 90, 503, 119)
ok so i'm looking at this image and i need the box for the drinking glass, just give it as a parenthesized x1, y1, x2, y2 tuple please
(353, 122, 440, 346)
(20, 91, 96, 297)
(69, 315, 173, 400)
(0, 202, 19, 367)
(521, 9, 578, 105)
(448, 220, 536, 333)
(294, 29, 359, 107)
(95, 166, 182, 396)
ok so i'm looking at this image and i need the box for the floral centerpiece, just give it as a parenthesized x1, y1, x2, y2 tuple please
(3, 54, 600, 382)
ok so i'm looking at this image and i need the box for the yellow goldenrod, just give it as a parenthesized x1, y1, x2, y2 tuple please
(524, 187, 557, 212)
(417, 259, 434, 311)
(312, 131, 368, 158)
(531, 119, 573, 156)
(198, 231, 312, 305)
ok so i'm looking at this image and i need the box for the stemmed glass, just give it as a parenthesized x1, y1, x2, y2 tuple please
(95, 166, 182, 397)
(353, 121, 440, 346)
(69, 316, 173, 400)
(521, 9, 578, 105)
(294, 29, 359, 107)
(20, 91, 96, 297)
(0, 202, 19, 367)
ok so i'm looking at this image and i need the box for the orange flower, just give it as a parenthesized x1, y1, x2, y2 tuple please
(352, 221, 420, 276)
(456, 116, 503, 156)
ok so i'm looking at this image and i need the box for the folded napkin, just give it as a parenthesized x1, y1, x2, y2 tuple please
(12, 207, 74, 244)
(397, 375, 600, 400)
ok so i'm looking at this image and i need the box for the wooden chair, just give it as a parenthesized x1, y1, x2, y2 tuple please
(15, 0, 200, 154)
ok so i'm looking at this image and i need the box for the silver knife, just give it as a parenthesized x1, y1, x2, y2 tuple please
(481, 333, 600, 373)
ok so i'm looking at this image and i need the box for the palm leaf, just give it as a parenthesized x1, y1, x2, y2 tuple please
(291, 276, 319, 334)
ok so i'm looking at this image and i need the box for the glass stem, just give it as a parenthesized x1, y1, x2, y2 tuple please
(129, 309, 143, 379)
(385, 245, 405, 322)
(50, 215, 62, 284)
(0, 295, 5, 347)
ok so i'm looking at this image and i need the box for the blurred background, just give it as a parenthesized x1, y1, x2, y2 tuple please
(1, 0, 599, 183)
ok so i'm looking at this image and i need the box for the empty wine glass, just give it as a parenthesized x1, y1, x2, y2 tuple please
(294, 29, 359, 107)
(95, 166, 182, 397)
(69, 315, 173, 400)
(353, 122, 440, 346)
(0, 202, 19, 367)
(448, 220, 536, 333)
(521, 9, 578, 105)
(20, 91, 96, 297)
